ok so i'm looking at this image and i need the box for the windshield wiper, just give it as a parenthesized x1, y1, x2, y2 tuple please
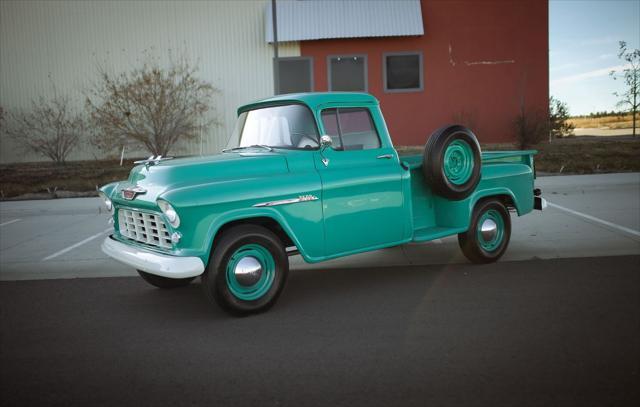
(222, 145, 274, 153)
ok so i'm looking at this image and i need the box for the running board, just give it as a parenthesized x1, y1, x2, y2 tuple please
(411, 226, 466, 243)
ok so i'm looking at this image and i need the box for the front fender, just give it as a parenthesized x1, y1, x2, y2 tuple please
(157, 174, 324, 265)
(99, 182, 119, 199)
(202, 207, 321, 264)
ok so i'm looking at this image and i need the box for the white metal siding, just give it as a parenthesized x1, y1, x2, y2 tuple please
(0, 0, 299, 163)
(265, 0, 424, 43)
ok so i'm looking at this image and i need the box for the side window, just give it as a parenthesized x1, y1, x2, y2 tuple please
(384, 52, 423, 93)
(328, 55, 367, 92)
(320, 108, 380, 151)
(276, 57, 313, 94)
(320, 109, 343, 149)
(337, 108, 380, 150)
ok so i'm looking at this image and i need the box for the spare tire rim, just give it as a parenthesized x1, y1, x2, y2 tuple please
(477, 209, 505, 251)
(443, 139, 474, 185)
(226, 243, 276, 301)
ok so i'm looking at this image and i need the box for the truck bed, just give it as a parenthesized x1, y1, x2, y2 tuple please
(400, 150, 537, 242)
(401, 150, 537, 170)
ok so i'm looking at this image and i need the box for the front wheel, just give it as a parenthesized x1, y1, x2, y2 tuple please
(201, 225, 289, 316)
(458, 199, 511, 264)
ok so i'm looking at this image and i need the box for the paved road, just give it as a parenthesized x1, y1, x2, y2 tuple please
(1, 255, 639, 406)
(1, 173, 638, 280)
(1, 173, 639, 406)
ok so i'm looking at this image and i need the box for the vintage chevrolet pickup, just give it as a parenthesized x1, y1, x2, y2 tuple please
(100, 92, 545, 315)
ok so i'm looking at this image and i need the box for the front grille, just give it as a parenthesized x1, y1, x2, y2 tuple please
(118, 209, 172, 249)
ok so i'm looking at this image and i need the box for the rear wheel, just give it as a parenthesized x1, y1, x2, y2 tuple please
(423, 125, 481, 200)
(202, 225, 288, 316)
(137, 270, 195, 289)
(458, 199, 511, 264)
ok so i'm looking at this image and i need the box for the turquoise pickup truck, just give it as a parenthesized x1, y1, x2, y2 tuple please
(100, 92, 545, 315)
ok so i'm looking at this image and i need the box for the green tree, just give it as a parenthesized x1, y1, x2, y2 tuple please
(610, 41, 639, 136)
(549, 96, 574, 139)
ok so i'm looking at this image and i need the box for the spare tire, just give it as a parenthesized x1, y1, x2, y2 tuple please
(422, 125, 481, 200)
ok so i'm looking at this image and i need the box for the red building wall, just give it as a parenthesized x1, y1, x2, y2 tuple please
(300, 0, 549, 145)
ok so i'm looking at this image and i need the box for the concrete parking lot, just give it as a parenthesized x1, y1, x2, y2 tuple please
(1, 173, 638, 280)
(1, 173, 639, 406)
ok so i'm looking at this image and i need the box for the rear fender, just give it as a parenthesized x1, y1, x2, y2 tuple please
(469, 188, 520, 216)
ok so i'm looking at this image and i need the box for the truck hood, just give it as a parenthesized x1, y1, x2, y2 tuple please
(112, 152, 289, 206)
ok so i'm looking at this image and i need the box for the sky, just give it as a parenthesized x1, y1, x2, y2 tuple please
(549, 0, 640, 116)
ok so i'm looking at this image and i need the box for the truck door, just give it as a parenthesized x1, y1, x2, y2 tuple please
(315, 107, 404, 257)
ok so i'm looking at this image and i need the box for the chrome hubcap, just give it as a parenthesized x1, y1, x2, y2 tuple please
(480, 219, 498, 242)
(233, 256, 263, 286)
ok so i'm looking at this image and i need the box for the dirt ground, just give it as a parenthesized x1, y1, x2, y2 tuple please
(396, 135, 640, 175)
(568, 113, 638, 130)
(573, 128, 636, 137)
(1, 136, 639, 199)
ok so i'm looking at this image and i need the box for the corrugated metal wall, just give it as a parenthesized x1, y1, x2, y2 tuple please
(0, 0, 299, 163)
(265, 0, 423, 42)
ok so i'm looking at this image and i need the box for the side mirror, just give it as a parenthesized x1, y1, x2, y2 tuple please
(320, 135, 333, 150)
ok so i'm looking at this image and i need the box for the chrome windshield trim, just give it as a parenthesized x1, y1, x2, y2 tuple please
(253, 195, 319, 207)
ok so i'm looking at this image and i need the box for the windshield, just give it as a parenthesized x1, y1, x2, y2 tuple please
(226, 104, 320, 151)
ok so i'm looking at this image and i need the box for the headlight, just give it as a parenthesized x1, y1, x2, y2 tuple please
(98, 191, 113, 212)
(157, 199, 180, 228)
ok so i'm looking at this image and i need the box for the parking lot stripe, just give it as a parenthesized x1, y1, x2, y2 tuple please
(0, 219, 21, 227)
(42, 228, 112, 261)
(548, 202, 640, 238)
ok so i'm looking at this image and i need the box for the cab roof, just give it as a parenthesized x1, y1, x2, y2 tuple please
(238, 92, 379, 115)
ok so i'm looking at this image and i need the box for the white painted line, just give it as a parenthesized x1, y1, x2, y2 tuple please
(432, 238, 443, 244)
(42, 228, 113, 261)
(0, 219, 21, 227)
(548, 202, 640, 238)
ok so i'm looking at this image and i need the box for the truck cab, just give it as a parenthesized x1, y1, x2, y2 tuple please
(100, 92, 543, 315)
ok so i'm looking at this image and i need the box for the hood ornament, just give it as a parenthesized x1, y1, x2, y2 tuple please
(122, 185, 147, 201)
(134, 155, 174, 169)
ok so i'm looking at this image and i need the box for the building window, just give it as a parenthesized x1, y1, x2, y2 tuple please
(276, 57, 313, 94)
(320, 108, 380, 150)
(383, 52, 423, 92)
(328, 55, 367, 92)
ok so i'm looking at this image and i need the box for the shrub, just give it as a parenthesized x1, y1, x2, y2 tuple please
(2, 94, 85, 164)
(514, 107, 549, 149)
(86, 55, 218, 156)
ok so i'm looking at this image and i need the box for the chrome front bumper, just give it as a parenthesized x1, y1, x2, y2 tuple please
(101, 236, 205, 279)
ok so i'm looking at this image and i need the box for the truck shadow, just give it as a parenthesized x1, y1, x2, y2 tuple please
(121, 262, 468, 323)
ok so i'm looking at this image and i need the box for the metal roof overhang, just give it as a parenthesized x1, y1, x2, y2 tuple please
(265, 0, 424, 43)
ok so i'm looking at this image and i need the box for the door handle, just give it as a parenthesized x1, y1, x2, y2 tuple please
(377, 154, 393, 159)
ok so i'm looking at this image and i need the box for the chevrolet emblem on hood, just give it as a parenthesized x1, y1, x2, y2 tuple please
(122, 186, 147, 200)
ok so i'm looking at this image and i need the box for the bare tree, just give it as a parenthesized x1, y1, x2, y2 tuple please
(2, 95, 84, 164)
(514, 106, 548, 149)
(610, 41, 639, 136)
(86, 56, 217, 156)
